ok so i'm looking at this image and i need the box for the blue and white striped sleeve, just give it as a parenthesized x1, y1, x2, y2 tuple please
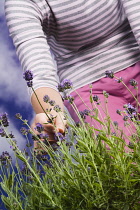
(5, 0, 58, 96)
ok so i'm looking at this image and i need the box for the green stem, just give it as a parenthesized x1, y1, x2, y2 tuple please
(32, 87, 53, 121)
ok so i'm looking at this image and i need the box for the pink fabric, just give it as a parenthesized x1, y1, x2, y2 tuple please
(64, 62, 140, 144)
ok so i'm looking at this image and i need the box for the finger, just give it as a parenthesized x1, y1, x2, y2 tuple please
(35, 113, 55, 133)
(35, 114, 59, 142)
(55, 113, 67, 133)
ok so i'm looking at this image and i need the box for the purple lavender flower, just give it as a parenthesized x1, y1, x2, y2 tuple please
(0, 128, 6, 137)
(62, 79, 73, 90)
(20, 127, 29, 136)
(113, 121, 118, 127)
(21, 164, 30, 175)
(15, 113, 22, 119)
(49, 100, 55, 106)
(105, 70, 114, 79)
(63, 95, 74, 104)
(46, 108, 52, 112)
(7, 132, 15, 139)
(79, 111, 86, 119)
(53, 105, 61, 112)
(35, 123, 44, 133)
(51, 143, 59, 150)
(93, 95, 99, 102)
(68, 95, 74, 104)
(115, 77, 123, 83)
(125, 103, 137, 115)
(43, 95, 50, 103)
(39, 154, 50, 161)
(83, 109, 90, 116)
(57, 79, 73, 92)
(124, 103, 137, 120)
(27, 81, 33, 87)
(57, 84, 64, 92)
(0, 112, 9, 127)
(23, 70, 33, 81)
(129, 79, 138, 87)
(39, 133, 49, 140)
(123, 116, 129, 121)
(0, 151, 12, 165)
(116, 109, 122, 115)
(54, 132, 65, 141)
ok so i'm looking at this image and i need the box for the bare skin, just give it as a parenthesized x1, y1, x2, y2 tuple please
(31, 87, 67, 148)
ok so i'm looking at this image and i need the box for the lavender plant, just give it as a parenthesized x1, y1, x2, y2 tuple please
(0, 70, 140, 210)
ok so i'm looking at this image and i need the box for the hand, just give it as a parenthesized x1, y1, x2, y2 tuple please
(31, 111, 67, 150)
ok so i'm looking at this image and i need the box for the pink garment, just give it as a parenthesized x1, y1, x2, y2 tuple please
(64, 62, 140, 144)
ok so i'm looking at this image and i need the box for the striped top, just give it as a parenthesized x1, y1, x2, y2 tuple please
(5, 0, 140, 96)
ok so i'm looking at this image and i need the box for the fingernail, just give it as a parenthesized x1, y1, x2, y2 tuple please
(58, 128, 64, 133)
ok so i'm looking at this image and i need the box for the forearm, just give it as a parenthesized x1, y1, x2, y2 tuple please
(5, 0, 59, 100)
(31, 87, 64, 114)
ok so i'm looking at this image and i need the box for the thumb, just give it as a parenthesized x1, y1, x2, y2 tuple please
(55, 113, 67, 133)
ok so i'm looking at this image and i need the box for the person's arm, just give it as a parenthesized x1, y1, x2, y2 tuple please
(5, 0, 66, 141)
(122, 0, 140, 47)
(5, 0, 58, 96)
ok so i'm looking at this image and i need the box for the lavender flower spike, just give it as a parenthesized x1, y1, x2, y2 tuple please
(27, 81, 33, 87)
(0, 128, 6, 137)
(105, 70, 114, 79)
(35, 123, 44, 133)
(58, 79, 73, 92)
(0, 112, 9, 127)
(93, 95, 99, 102)
(57, 84, 64, 92)
(129, 79, 138, 87)
(20, 127, 29, 136)
(62, 79, 73, 90)
(43, 95, 50, 103)
(53, 105, 61, 112)
(23, 70, 33, 81)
